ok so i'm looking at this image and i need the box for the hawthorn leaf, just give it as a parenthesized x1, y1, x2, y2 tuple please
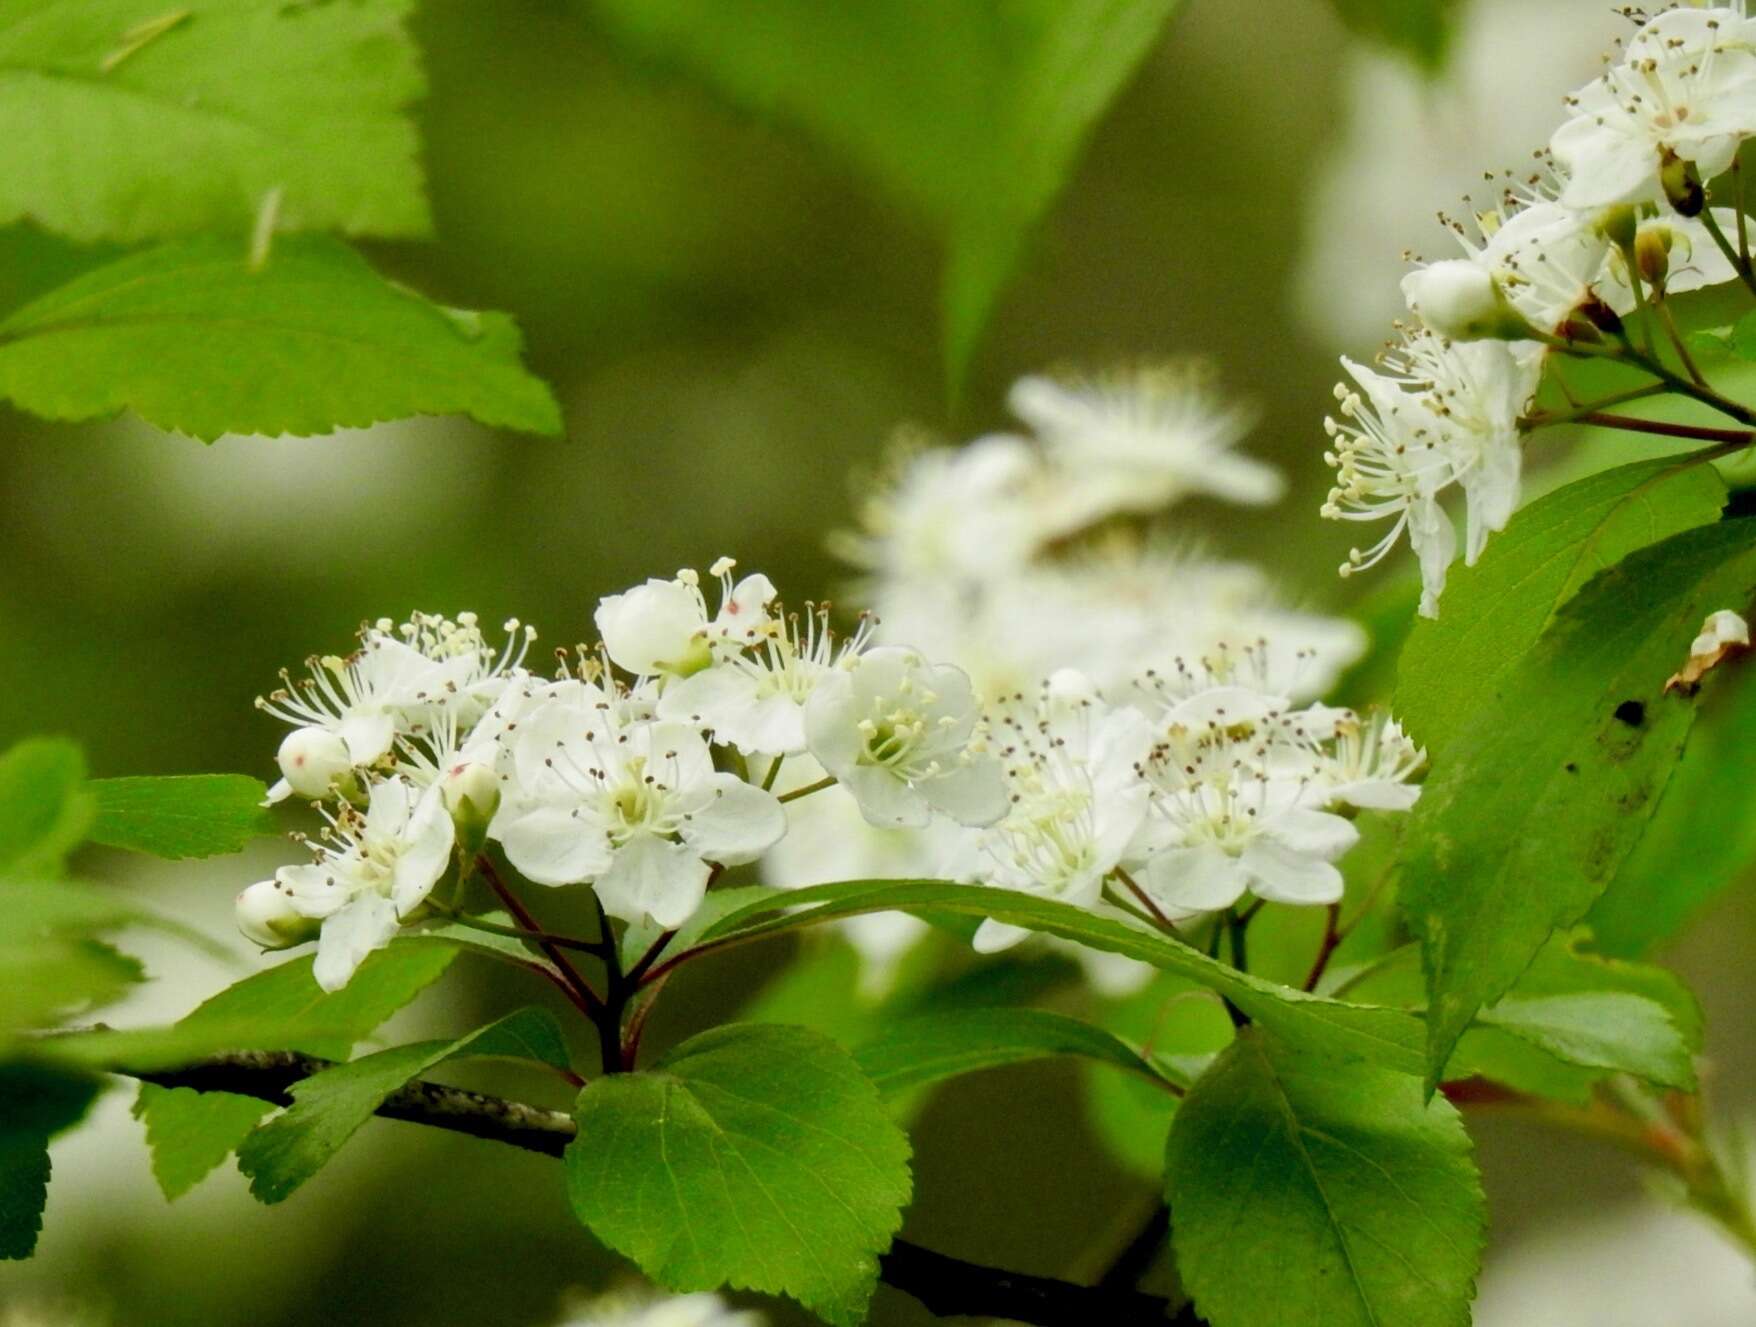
(1165, 1029, 1483, 1327)
(0, 738, 92, 876)
(0, 235, 562, 439)
(566, 1023, 911, 1326)
(0, 0, 428, 243)
(87, 774, 274, 860)
(1401, 518, 1756, 1086)
(0, 1065, 100, 1259)
(132, 1084, 271, 1201)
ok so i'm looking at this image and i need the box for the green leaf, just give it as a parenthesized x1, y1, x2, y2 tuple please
(0, 738, 92, 875)
(131, 1083, 271, 1201)
(1401, 518, 1756, 1086)
(699, 881, 1428, 1075)
(1165, 1029, 1483, 1327)
(1328, 0, 1459, 71)
(42, 939, 457, 1070)
(588, 0, 1179, 389)
(87, 774, 274, 859)
(1396, 457, 1727, 755)
(0, 1064, 100, 1259)
(1731, 309, 1756, 361)
(618, 884, 785, 973)
(852, 1007, 1172, 1099)
(237, 1006, 571, 1203)
(0, 234, 562, 439)
(566, 1022, 911, 1326)
(0, 0, 428, 244)
(0, 878, 150, 1034)
(1591, 667, 1756, 954)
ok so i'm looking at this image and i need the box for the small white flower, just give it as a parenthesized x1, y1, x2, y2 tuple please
(233, 878, 318, 950)
(1400, 259, 1530, 341)
(1306, 710, 1426, 811)
(804, 646, 1008, 830)
(971, 671, 1156, 953)
(268, 726, 354, 804)
(494, 692, 785, 929)
(1551, 7, 1756, 211)
(658, 604, 873, 756)
(266, 778, 455, 991)
(594, 558, 778, 678)
(1008, 363, 1283, 517)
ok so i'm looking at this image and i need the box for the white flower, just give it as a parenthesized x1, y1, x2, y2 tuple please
(1315, 710, 1426, 810)
(1400, 259, 1530, 341)
(831, 435, 1053, 586)
(493, 693, 785, 928)
(1008, 364, 1283, 517)
(270, 726, 354, 803)
(594, 558, 778, 678)
(658, 604, 872, 756)
(804, 646, 1008, 830)
(1134, 698, 1361, 913)
(1552, 7, 1756, 211)
(233, 879, 318, 950)
(971, 671, 1156, 953)
(557, 1289, 764, 1327)
(265, 778, 454, 991)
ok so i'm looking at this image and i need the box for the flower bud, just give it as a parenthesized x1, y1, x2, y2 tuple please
(1400, 261, 1534, 342)
(276, 726, 354, 800)
(594, 579, 713, 677)
(441, 759, 501, 857)
(235, 879, 319, 950)
(1634, 223, 1672, 288)
(1660, 151, 1704, 217)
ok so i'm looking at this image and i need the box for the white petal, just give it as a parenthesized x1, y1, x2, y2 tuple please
(1241, 840, 1344, 905)
(338, 712, 396, 766)
(921, 756, 1009, 828)
(1270, 808, 1360, 860)
(594, 579, 704, 675)
(680, 775, 787, 866)
(972, 918, 1032, 954)
(1142, 844, 1247, 913)
(595, 835, 711, 929)
(313, 894, 400, 992)
(496, 802, 615, 886)
(392, 789, 455, 915)
(838, 765, 932, 830)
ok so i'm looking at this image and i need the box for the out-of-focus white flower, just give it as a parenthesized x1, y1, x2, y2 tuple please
(1007, 364, 1283, 519)
(594, 558, 777, 678)
(804, 647, 1008, 830)
(494, 693, 785, 928)
(658, 604, 873, 756)
(1552, 7, 1756, 212)
(971, 671, 1156, 953)
(556, 1288, 765, 1327)
(1400, 259, 1532, 341)
(255, 778, 454, 991)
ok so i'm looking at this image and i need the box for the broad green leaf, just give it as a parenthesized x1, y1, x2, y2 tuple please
(567, 1023, 911, 1326)
(131, 1083, 271, 1201)
(0, 878, 148, 1033)
(1165, 1029, 1483, 1327)
(699, 881, 1428, 1075)
(0, 738, 92, 875)
(1347, 936, 1701, 1095)
(1591, 667, 1756, 954)
(87, 774, 273, 860)
(853, 1007, 1172, 1098)
(0, 1064, 99, 1259)
(0, 0, 428, 244)
(1085, 971, 1232, 1177)
(1397, 457, 1727, 754)
(1328, 0, 1459, 71)
(0, 234, 562, 439)
(1401, 518, 1756, 1086)
(588, 0, 1179, 388)
(42, 939, 457, 1070)
(407, 911, 545, 969)
(237, 1007, 571, 1203)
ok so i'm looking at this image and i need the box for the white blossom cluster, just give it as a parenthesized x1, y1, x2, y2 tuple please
(1325, 4, 1756, 616)
(238, 550, 1419, 990)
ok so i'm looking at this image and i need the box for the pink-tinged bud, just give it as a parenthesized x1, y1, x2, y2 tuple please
(441, 760, 500, 857)
(234, 879, 318, 950)
(276, 727, 353, 800)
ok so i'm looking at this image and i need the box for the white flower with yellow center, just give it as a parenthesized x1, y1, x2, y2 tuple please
(494, 692, 784, 928)
(804, 646, 1008, 830)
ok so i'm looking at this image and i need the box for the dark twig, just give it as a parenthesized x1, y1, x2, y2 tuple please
(118, 1052, 1200, 1325)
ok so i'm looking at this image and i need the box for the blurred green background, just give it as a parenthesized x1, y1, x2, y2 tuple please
(5, 0, 1756, 1323)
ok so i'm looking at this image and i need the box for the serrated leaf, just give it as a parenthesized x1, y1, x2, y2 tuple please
(237, 1006, 571, 1203)
(43, 939, 457, 1070)
(1397, 457, 1727, 755)
(1165, 1029, 1483, 1327)
(0, 738, 92, 875)
(0, 1064, 100, 1259)
(87, 774, 274, 859)
(131, 1083, 270, 1201)
(1591, 667, 1756, 954)
(0, 0, 428, 244)
(852, 1007, 1172, 1099)
(699, 881, 1428, 1075)
(0, 234, 562, 439)
(1402, 518, 1756, 1086)
(589, 0, 1179, 390)
(566, 1022, 911, 1326)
